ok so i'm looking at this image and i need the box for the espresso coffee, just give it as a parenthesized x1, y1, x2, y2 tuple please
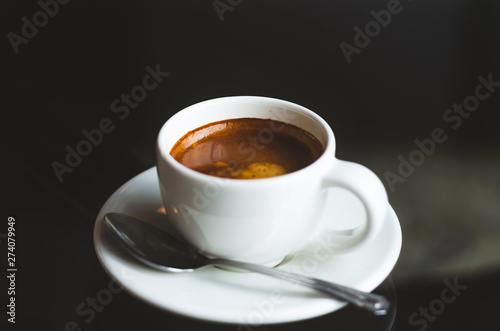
(170, 118, 324, 179)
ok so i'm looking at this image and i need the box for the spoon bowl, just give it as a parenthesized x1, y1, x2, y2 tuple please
(105, 213, 207, 272)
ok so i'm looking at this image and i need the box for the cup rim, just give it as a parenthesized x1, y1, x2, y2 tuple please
(157, 96, 336, 186)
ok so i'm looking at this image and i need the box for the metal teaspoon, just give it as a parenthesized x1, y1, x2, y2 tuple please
(103, 212, 389, 315)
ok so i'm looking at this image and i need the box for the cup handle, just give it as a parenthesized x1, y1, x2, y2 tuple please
(317, 159, 388, 252)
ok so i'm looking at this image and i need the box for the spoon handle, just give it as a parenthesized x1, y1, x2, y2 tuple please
(208, 258, 389, 315)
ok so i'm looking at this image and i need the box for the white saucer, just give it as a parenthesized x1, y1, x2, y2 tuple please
(94, 167, 401, 325)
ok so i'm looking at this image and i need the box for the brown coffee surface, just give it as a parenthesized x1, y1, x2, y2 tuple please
(170, 118, 324, 179)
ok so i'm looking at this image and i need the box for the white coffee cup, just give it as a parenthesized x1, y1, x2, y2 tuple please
(156, 96, 388, 266)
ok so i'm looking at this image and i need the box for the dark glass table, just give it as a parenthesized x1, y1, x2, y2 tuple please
(3, 1, 499, 330)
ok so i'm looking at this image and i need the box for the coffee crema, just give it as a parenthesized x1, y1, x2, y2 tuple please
(170, 118, 324, 179)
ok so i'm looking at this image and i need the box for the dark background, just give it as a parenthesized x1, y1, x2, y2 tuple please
(2, 0, 500, 330)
